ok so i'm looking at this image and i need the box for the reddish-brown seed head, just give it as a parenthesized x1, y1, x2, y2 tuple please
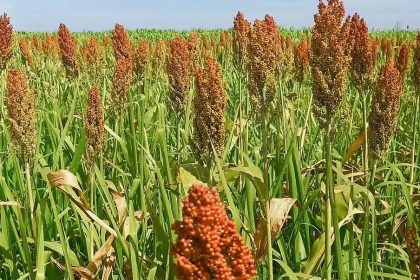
(248, 15, 281, 107)
(172, 183, 256, 280)
(43, 34, 60, 58)
(18, 38, 33, 65)
(369, 59, 403, 156)
(31, 36, 41, 54)
(193, 54, 226, 163)
(0, 13, 13, 70)
(311, 0, 351, 128)
(80, 36, 104, 80)
(233, 11, 251, 68)
(294, 37, 311, 84)
(58, 23, 77, 73)
(86, 86, 105, 165)
(187, 32, 199, 72)
(112, 23, 134, 62)
(111, 57, 133, 115)
(7, 69, 37, 162)
(349, 13, 375, 91)
(58, 23, 78, 74)
(134, 39, 150, 79)
(412, 32, 420, 93)
(167, 36, 192, 115)
(396, 43, 410, 78)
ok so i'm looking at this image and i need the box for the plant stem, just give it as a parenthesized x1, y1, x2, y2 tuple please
(25, 162, 36, 237)
(325, 124, 344, 280)
(410, 94, 419, 187)
(262, 108, 273, 280)
(361, 92, 371, 279)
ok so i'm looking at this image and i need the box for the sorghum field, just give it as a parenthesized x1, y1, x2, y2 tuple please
(0, 0, 419, 279)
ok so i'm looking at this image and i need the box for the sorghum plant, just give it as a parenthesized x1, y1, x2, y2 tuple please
(311, 1, 351, 278)
(6, 69, 36, 163)
(19, 38, 33, 66)
(58, 24, 78, 74)
(0, 13, 13, 70)
(233, 11, 250, 70)
(192, 54, 226, 164)
(167, 36, 191, 115)
(187, 32, 199, 72)
(172, 183, 256, 280)
(248, 15, 281, 109)
(369, 59, 403, 156)
(86, 86, 105, 166)
(134, 39, 150, 80)
(349, 13, 375, 92)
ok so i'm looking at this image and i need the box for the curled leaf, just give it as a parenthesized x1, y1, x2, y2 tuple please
(254, 198, 297, 261)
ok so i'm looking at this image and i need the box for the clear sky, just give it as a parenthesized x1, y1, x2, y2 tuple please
(0, 0, 419, 32)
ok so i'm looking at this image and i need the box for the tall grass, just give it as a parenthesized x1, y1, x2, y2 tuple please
(0, 5, 419, 280)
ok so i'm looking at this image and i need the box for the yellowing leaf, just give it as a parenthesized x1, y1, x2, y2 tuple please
(342, 125, 370, 164)
(254, 198, 297, 261)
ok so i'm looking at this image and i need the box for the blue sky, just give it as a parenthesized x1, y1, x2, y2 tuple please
(0, 0, 419, 32)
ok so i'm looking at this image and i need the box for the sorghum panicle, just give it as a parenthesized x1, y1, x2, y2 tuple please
(311, 0, 351, 128)
(412, 33, 420, 93)
(294, 37, 310, 84)
(19, 38, 33, 65)
(80, 36, 104, 79)
(248, 15, 281, 107)
(58, 24, 78, 74)
(167, 36, 191, 114)
(134, 39, 150, 79)
(405, 226, 420, 279)
(86, 86, 105, 165)
(0, 13, 13, 70)
(31, 35, 41, 54)
(111, 57, 133, 115)
(396, 43, 410, 78)
(188, 32, 199, 72)
(381, 38, 393, 59)
(349, 14, 375, 91)
(369, 59, 403, 156)
(43, 34, 60, 58)
(112, 24, 134, 62)
(192, 54, 226, 163)
(233, 11, 251, 69)
(7, 69, 36, 162)
(172, 183, 256, 280)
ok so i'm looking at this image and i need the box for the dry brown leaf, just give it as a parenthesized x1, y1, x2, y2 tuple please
(101, 247, 116, 280)
(51, 258, 98, 280)
(86, 235, 116, 275)
(47, 169, 89, 208)
(47, 170, 117, 237)
(109, 189, 127, 223)
(254, 198, 297, 261)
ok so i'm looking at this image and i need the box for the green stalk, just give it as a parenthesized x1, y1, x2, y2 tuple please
(410, 94, 419, 187)
(47, 186, 74, 280)
(361, 92, 370, 280)
(262, 109, 273, 280)
(128, 91, 139, 176)
(25, 162, 36, 237)
(361, 159, 377, 279)
(326, 125, 344, 280)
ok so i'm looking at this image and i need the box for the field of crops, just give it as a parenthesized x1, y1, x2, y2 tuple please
(0, 0, 419, 279)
